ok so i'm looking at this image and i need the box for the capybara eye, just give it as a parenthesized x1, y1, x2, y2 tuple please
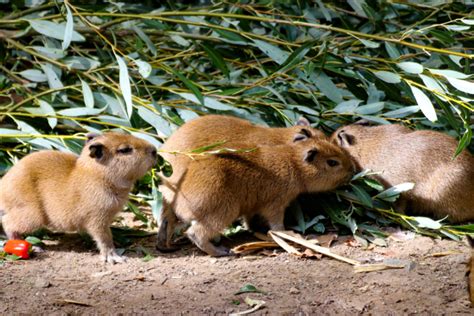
(327, 159, 339, 167)
(117, 147, 133, 154)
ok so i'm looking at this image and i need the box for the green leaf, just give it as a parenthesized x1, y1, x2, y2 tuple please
(25, 236, 43, 245)
(350, 184, 373, 208)
(178, 93, 234, 111)
(419, 74, 446, 94)
(38, 100, 57, 129)
(170, 68, 204, 106)
(18, 69, 47, 82)
(27, 19, 85, 42)
(170, 35, 190, 47)
(201, 43, 229, 78)
(234, 284, 265, 295)
(412, 217, 442, 230)
(375, 182, 414, 200)
(132, 25, 157, 56)
(453, 127, 472, 158)
(355, 102, 384, 115)
(64, 57, 101, 70)
(397, 62, 423, 74)
(138, 107, 172, 136)
(57, 107, 105, 116)
(358, 38, 379, 48)
(373, 71, 401, 83)
(383, 106, 420, 118)
(252, 39, 289, 65)
(31, 46, 66, 59)
(278, 41, 315, 73)
(445, 77, 474, 94)
(428, 69, 470, 79)
(62, 3, 74, 50)
(409, 85, 437, 122)
(81, 79, 94, 108)
(134, 59, 152, 79)
(310, 71, 343, 103)
(116, 54, 133, 118)
(333, 99, 362, 113)
(40, 63, 63, 90)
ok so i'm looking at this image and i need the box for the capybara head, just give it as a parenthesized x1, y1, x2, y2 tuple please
(81, 132, 157, 182)
(296, 138, 355, 192)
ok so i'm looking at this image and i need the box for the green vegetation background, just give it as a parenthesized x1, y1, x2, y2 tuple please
(0, 0, 473, 243)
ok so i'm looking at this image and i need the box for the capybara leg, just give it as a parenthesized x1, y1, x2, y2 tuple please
(260, 207, 285, 231)
(186, 221, 231, 257)
(2, 209, 43, 240)
(156, 200, 180, 252)
(87, 225, 124, 264)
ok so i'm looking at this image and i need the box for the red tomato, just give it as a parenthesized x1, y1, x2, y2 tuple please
(4, 240, 32, 259)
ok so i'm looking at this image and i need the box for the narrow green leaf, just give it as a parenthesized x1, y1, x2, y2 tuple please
(40, 63, 63, 90)
(374, 71, 401, 84)
(62, 4, 73, 50)
(138, 107, 172, 136)
(81, 79, 94, 108)
(57, 107, 105, 116)
(409, 85, 437, 122)
(252, 39, 289, 65)
(38, 100, 57, 129)
(453, 127, 472, 158)
(412, 217, 442, 229)
(375, 182, 414, 200)
(132, 25, 157, 56)
(235, 284, 265, 295)
(278, 41, 315, 73)
(429, 68, 470, 79)
(355, 102, 384, 115)
(31, 46, 65, 59)
(18, 69, 47, 82)
(201, 43, 229, 78)
(28, 19, 85, 42)
(333, 99, 362, 113)
(397, 62, 423, 74)
(170, 69, 204, 106)
(351, 184, 373, 208)
(116, 54, 133, 118)
(445, 77, 474, 94)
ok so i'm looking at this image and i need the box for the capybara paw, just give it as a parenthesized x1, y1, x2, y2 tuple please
(102, 251, 126, 264)
(210, 246, 233, 257)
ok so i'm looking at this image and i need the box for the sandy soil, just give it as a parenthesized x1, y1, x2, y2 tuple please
(1, 226, 472, 315)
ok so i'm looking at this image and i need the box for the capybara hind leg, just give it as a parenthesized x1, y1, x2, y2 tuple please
(186, 221, 231, 257)
(87, 224, 124, 264)
(260, 206, 285, 231)
(2, 210, 43, 240)
(156, 200, 180, 252)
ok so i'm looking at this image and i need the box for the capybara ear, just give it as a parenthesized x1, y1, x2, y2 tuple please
(86, 133, 101, 143)
(293, 128, 312, 142)
(353, 119, 371, 126)
(304, 148, 318, 162)
(89, 143, 104, 159)
(296, 116, 310, 127)
(337, 130, 355, 147)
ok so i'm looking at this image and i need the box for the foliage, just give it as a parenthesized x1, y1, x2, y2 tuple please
(0, 1, 473, 242)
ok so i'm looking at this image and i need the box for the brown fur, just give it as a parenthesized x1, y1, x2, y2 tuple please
(330, 124, 474, 223)
(159, 138, 354, 256)
(157, 115, 328, 250)
(0, 132, 157, 263)
(467, 236, 474, 305)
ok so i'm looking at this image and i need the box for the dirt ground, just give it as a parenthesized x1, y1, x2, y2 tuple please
(1, 227, 472, 315)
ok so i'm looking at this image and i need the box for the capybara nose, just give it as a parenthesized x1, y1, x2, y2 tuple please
(149, 147, 158, 158)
